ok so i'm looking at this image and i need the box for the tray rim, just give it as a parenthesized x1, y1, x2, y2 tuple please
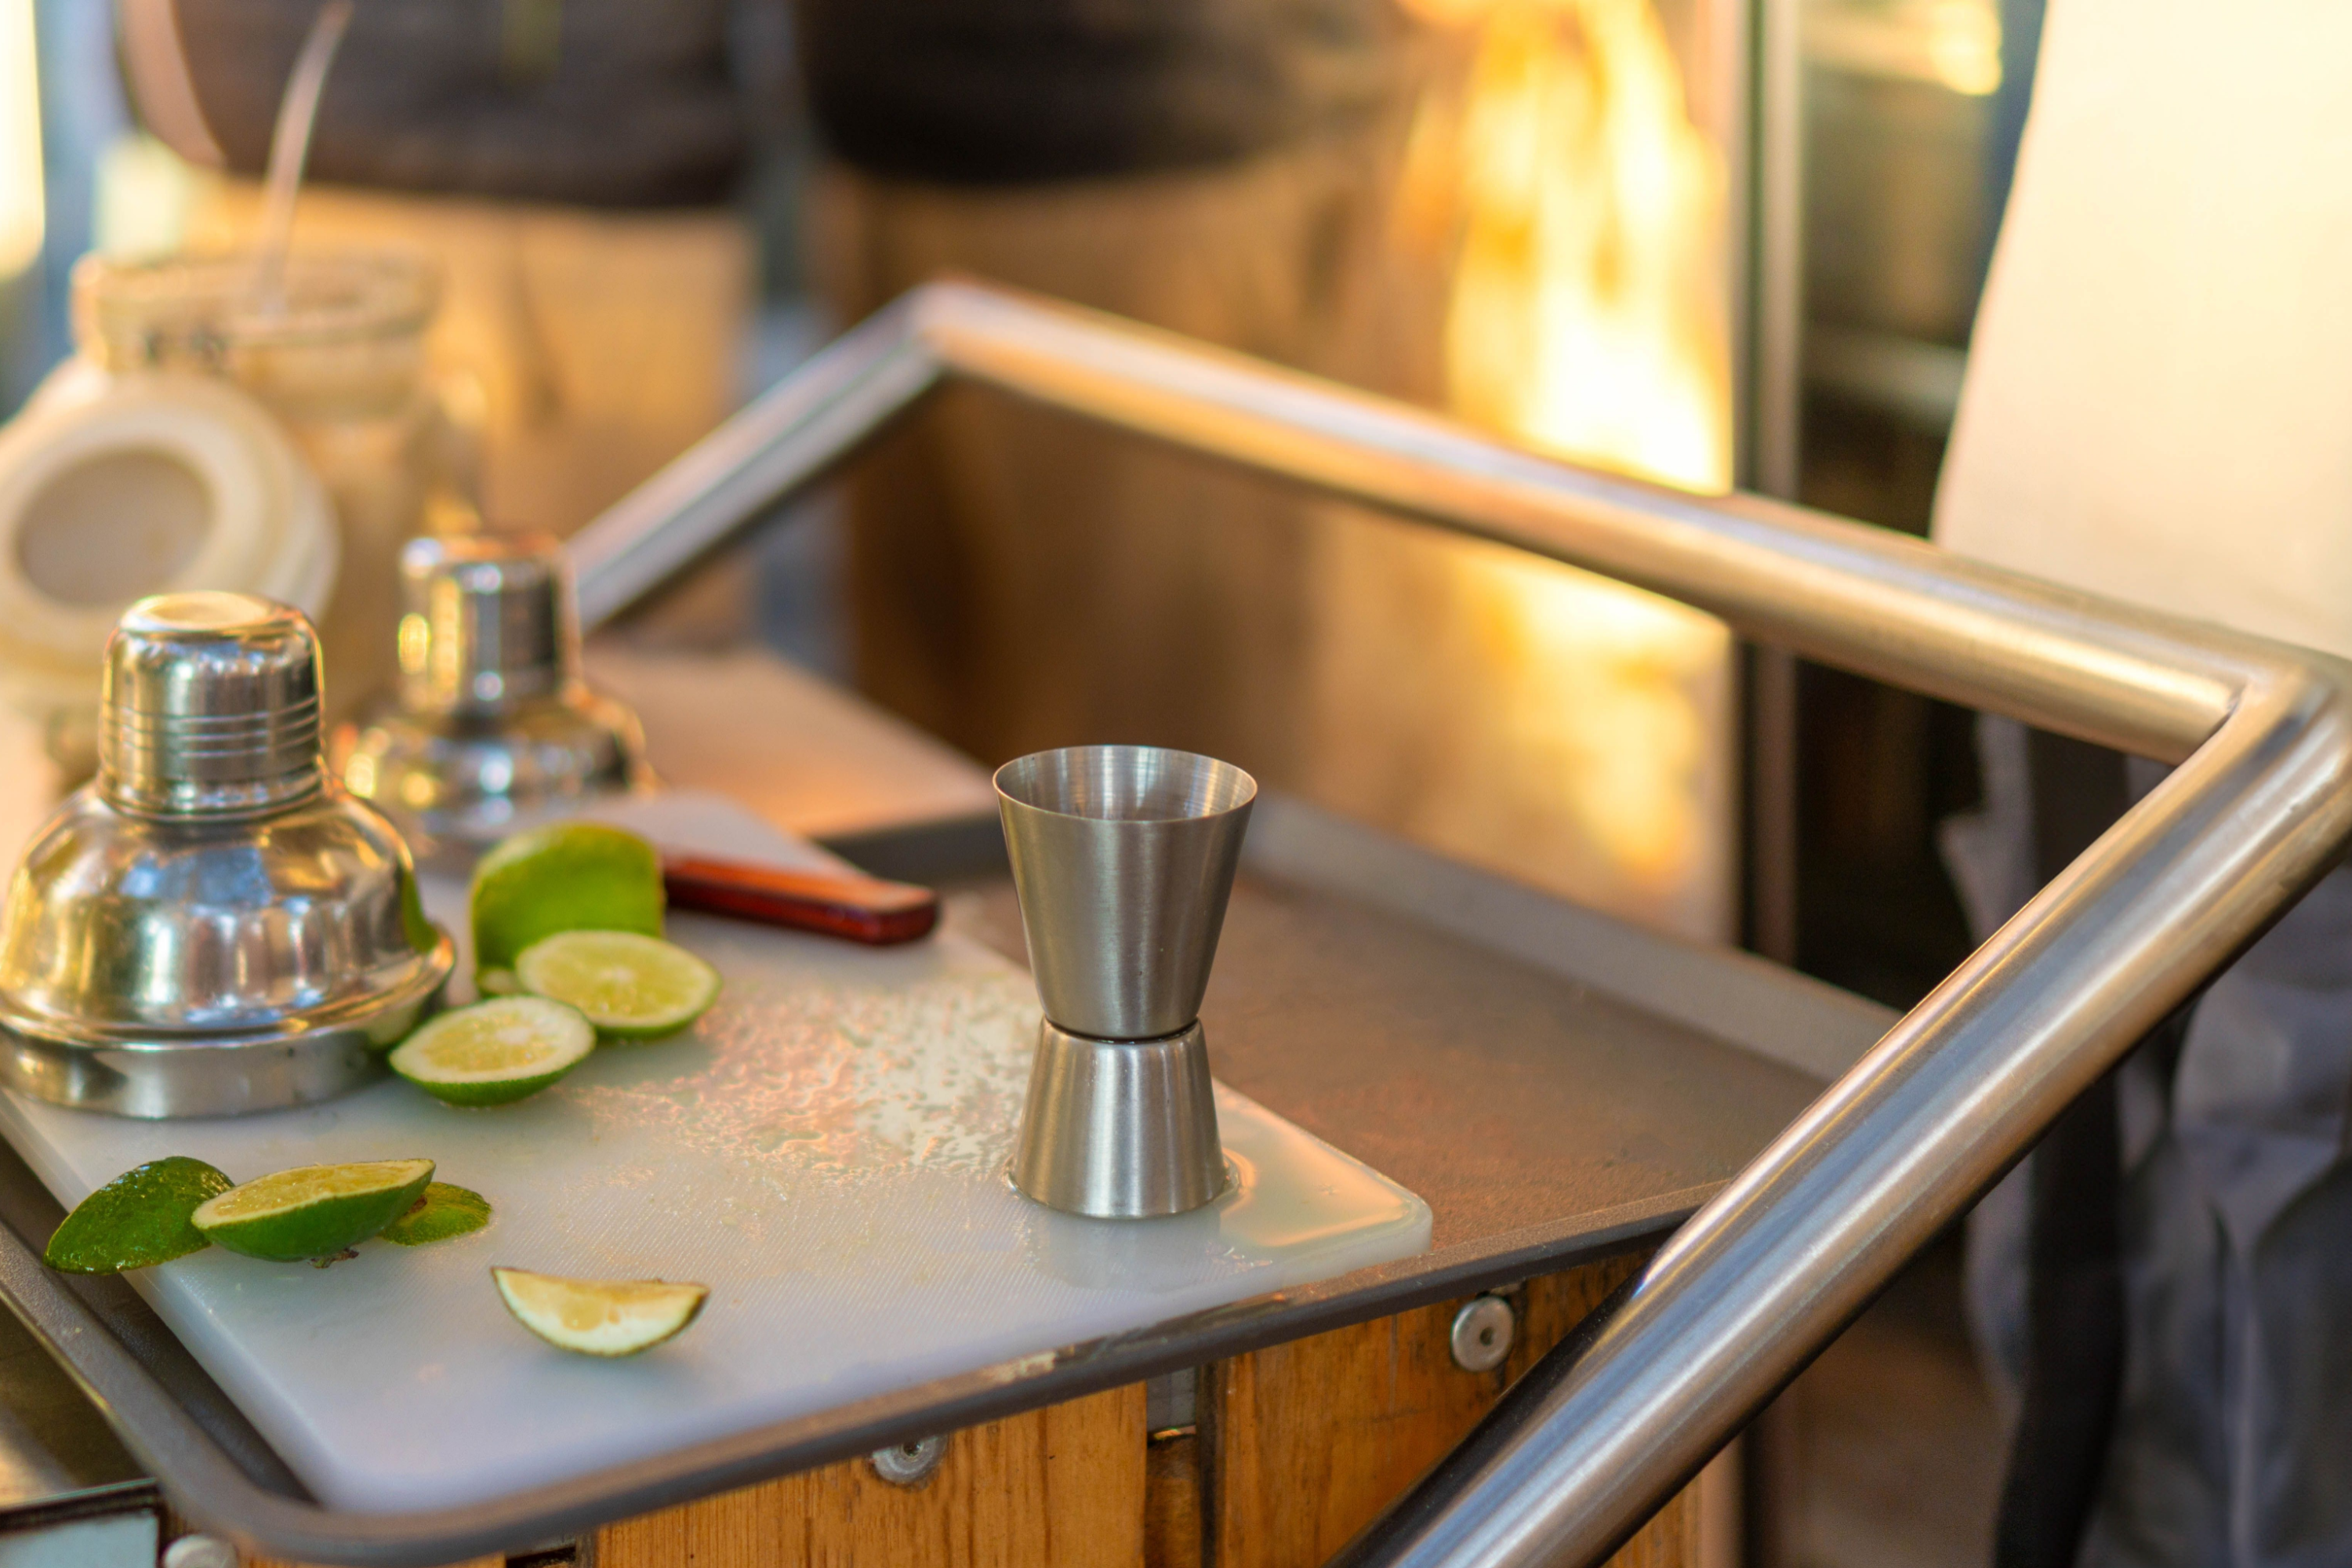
(0, 793, 1889, 1565)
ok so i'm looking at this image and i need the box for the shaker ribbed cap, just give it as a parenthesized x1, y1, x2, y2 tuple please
(396, 534, 572, 716)
(99, 591, 325, 818)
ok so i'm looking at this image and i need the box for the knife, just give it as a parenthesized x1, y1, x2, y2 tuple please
(659, 855, 939, 946)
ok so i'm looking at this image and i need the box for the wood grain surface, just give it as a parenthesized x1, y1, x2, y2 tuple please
(597, 1383, 1145, 1568)
(1207, 1250, 1668, 1568)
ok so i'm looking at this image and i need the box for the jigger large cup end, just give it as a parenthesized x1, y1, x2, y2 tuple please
(994, 746, 1256, 1042)
(996, 745, 1254, 1219)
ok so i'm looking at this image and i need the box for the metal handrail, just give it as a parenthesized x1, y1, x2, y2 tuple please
(570, 280, 2352, 1567)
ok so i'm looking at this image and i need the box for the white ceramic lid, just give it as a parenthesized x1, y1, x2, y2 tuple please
(0, 370, 336, 715)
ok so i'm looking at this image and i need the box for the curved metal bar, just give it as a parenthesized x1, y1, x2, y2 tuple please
(568, 280, 2352, 1567)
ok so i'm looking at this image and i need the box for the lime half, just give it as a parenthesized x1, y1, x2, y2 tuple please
(390, 997, 595, 1106)
(515, 930, 719, 1040)
(381, 1183, 493, 1247)
(470, 822, 664, 976)
(44, 1156, 232, 1274)
(492, 1266, 709, 1356)
(193, 1160, 434, 1261)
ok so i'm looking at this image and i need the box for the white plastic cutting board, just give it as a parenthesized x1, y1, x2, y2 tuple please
(0, 793, 1430, 1513)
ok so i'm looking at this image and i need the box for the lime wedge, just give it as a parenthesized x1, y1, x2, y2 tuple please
(380, 1183, 492, 1247)
(390, 997, 595, 1106)
(492, 1266, 709, 1356)
(193, 1160, 434, 1261)
(514, 930, 719, 1040)
(470, 822, 664, 976)
(44, 1156, 232, 1274)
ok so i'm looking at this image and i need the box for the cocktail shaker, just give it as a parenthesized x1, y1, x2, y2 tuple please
(0, 593, 452, 1117)
(336, 532, 644, 855)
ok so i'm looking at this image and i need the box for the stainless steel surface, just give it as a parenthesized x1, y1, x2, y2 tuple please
(1009, 1018, 1225, 1219)
(564, 281, 2352, 1567)
(0, 597, 452, 1116)
(1744, 0, 1806, 967)
(1145, 1367, 1198, 1434)
(1450, 1296, 1515, 1374)
(396, 533, 572, 713)
(1748, 0, 1806, 501)
(867, 1436, 946, 1488)
(569, 311, 942, 630)
(337, 534, 643, 853)
(100, 592, 323, 820)
(994, 746, 1255, 1041)
(0, 1281, 145, 1508)
(0, 793, 1870, 1563)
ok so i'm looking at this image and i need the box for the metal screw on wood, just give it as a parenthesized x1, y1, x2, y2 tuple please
(869, 1433, 948, 1486)
(1450, 1294, 1516, 1373)
(163, 1536, 241, 1568)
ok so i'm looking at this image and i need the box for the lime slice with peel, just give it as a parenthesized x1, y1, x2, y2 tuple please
(470, 822, 665, 976)
(381, 1183, 493, 1247)
(492, 1266, 709, 1356)
(44, 1156, 232, 1274)
(194, 1160, 434, 1261)
(515, 930, 719, 1040)
(390, 997, 595, 1106)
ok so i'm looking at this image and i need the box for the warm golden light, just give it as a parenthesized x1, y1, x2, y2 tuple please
(1377, 0, 1736, 932)
(1804, 0, 2002, 97)
(1401, 0, 1732, 492)
(0, 0, 43, 278)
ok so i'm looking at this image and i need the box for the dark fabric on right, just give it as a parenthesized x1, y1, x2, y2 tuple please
(1994, 731, 2130, 1568)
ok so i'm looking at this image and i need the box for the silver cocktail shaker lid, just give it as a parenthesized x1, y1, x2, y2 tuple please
(338, 533, 643, 852)
(396, 533, 571, 715)
(100, 590, 325, 818)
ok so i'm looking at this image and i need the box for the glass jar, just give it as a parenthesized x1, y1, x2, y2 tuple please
(67, 251, 452, 725)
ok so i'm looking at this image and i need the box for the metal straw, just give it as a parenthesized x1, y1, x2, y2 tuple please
(250, 0, 354, 314)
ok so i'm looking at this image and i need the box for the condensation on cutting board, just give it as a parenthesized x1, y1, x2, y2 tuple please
(0, 790, 1430, 1514)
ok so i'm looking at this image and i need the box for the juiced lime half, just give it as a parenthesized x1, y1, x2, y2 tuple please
(44, 1156, 232, 1274)
(381, 1183, 493, 1247)
(390, 996, 595, 1106)
(514, 930, 719, 1040)
(193, 1160, 434, 1261)
(470, 822, 664, 976)
(492, 1266, 709, 1356)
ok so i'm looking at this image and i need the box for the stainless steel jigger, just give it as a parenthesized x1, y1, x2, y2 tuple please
(999, 746, 1256, 1218)
(0, 593, 454, 1116)
(336, 532, 644, 855)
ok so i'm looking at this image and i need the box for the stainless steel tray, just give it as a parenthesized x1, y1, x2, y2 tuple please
(0, 795, 1889, 1566)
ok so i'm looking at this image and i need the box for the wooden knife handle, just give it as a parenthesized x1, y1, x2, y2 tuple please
(660, 855, 939, 946)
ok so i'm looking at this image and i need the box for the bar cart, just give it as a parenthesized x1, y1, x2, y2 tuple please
(2, 282, 2345, 1568)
